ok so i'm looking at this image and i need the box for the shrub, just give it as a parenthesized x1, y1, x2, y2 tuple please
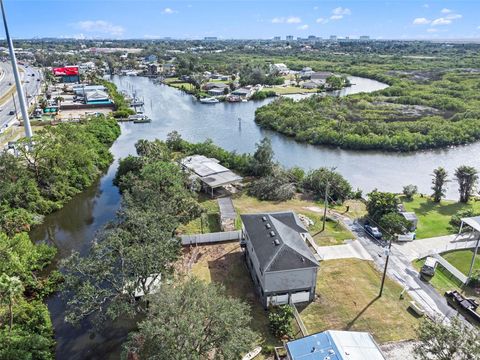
(403, 184, 418, 200)
(450, 208, 480, 232)
(268, 305, 294, 339)
(248, 168, 296, 201)
(302, 168, 352, 202)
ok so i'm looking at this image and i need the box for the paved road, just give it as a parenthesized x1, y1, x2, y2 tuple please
(332, 212, 461, 321)
(0, 61, 42, 131)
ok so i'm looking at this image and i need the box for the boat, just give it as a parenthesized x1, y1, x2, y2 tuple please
(199, 97, 219, 104)
(241, 346, 262, 360)
(130, 98, 144, 107)
(128, 114, 151, 123)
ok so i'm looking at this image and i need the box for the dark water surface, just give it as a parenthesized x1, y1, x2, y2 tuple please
(30, 75, 479, 359)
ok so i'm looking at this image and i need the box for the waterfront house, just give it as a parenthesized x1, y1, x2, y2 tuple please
(208, 88, 226, 96)
(180, 155, 242, 197)
(204, 82, 229, 91)
(281, 330, 386, 360)
(241, 211, 319, 308)
(230, 87, 252, 98)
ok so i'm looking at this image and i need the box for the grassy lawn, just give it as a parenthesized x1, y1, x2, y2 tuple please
(413, 257, 479, 301)
(299, 259, 419, 343)
(272, 86, 319, 95)
(232, 193, 354, 246)
(332, 199, 368, 219)
(189, 243, 281, 356)
(442, 249, 480, 276)
(400, 195, 480, 239)
(177, 197, 220, 235)
(0, 125, 42, 148)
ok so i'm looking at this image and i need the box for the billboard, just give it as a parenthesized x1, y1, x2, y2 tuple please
(53, 66, 79, 76)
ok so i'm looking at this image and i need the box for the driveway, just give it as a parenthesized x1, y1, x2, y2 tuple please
(393, 234, 479, 262)
(317, 240, 373, 261)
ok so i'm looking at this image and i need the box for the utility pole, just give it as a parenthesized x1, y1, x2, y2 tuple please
(379, 239, 393, 297)
(322, 182, 329, 232)
(1, 0, 32, 139)
(467, 235, 480, 279)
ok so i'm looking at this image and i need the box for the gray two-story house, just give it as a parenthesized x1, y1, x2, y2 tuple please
(241, 211, 319, 308)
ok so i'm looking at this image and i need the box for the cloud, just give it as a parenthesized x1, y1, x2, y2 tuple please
(297, 24, 309, 30)
(313, 6, 319, 10)
(441, 8, 452, 14)
(271, 16, 301, 24)
(330, 7, 351, 21)
(286, 16, 301, 24)
(422, 4, 429, 8)
(445, 13, 462, 20)
(162, 7, 177, 14)
(431, 17, 452, 26)
(332, 7, 351, 16)
(413, 17, 430, 25)
(427, 28, 439, 33)
(74, 20, 124, 36)
(316, 17, 329, 24)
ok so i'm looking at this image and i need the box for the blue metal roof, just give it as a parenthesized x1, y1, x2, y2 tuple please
(286, 331, 386, 360)
(286, 332, 342, 360)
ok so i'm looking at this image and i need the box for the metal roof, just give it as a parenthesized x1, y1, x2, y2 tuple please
(461, 216, 480, 233)
(400, 212, 418, 221)
(286, 330, 386, 360)
(181, 155, 242, 189)
(241, 211, 318, 273)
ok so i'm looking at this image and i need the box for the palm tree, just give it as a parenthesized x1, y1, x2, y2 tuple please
(454, 165, 478, 203)
(431, 167, 449, 203)
(54, 96, 64, 108)
(0, 274, 24, 332)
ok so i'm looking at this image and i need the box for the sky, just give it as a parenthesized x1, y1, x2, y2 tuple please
(3, 0, 480, 40)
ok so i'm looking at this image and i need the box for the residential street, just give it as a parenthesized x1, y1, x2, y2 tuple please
(329, 211, 462, 321)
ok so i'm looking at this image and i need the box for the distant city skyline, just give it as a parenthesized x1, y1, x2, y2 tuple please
(2, 0, 480, 40)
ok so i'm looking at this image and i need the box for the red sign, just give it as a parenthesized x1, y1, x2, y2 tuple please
(53, 66, 79, 76)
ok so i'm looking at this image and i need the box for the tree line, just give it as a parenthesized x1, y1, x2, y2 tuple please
(62, 138, 258, 359)
(0, 116, 120, 359)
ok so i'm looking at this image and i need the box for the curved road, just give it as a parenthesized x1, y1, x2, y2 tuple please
(0, 61, 42, 131)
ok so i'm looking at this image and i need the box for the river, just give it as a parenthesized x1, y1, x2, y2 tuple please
(31, 75, 480, 359)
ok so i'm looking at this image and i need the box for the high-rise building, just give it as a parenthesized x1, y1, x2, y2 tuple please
(308, 35, 317, 41)
(204, 37, 217, 41)
(329, 35, 337, 40)
(273, 36, 281, 41)
(286, 35, 294, 41)
(360, 35, 370, 40)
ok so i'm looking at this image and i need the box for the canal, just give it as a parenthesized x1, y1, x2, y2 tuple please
(31, 75, 480, 359)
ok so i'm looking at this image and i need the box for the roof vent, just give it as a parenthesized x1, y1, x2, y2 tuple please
(261, 216, 267, 222)
(266, 223, 271, 229)
(274, 239, 280, 246)
(269, 231, 275, 237)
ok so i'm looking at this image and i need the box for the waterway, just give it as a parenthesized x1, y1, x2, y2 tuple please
(30, 75, 480, 359)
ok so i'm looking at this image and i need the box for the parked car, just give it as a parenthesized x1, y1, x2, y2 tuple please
(397, 232, 416, 242)
(8, 110, 15, 115)
(420, 257, 437, 278)
(364, 224, 382, 239)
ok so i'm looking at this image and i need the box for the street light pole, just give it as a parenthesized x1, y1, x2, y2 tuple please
(1, 0, 32, 139)
(379, 239, 392, 297)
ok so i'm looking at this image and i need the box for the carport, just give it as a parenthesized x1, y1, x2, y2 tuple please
(458, 216, 480, 278)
